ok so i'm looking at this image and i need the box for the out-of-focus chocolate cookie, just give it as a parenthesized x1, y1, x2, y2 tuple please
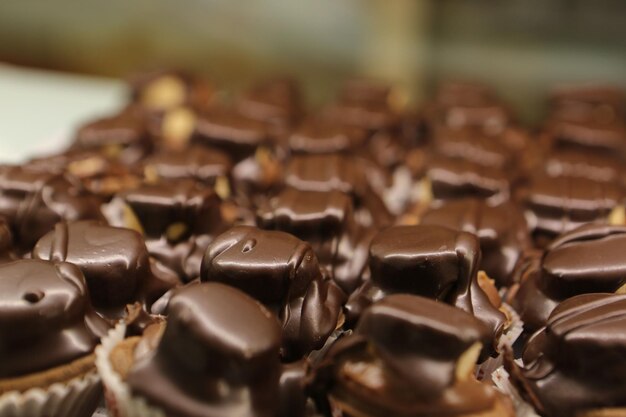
(0, 166, 104, 252)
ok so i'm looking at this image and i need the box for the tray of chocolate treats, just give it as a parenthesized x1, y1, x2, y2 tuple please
(1, 71, 625, 417)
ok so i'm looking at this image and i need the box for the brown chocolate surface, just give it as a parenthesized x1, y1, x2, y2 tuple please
(513, 224, 626, 332)
(0, 166, 104, 252)
(33, 221, 178, 319)
(314, 294, 504, 417)
(201, 225, 344, 359)
(0, 259, 109, 378)
(421, 199, 530, 287)
(512, 293, 626, 417)
(126, 283, 282, 417)
(346, 225, 505, 349)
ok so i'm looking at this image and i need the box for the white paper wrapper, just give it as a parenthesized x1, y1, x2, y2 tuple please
(95, 322, 165, 417)
(0, 367, 102, 417)
(492, 366, 540, 417)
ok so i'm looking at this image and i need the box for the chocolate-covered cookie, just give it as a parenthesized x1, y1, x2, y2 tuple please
(0, 259, 109, 378)
(0, 166, 104, 252)
(126, 283, 283, 417)
(421, 199, 530, 287)
(288, 120, 366, 155)
(313, 295, 514, 417)
(427, 156, 514, 205)
(201, 225, 345, 359)
(510, 293, 626, 417)
(512, 224, 626, 332)
(346, 225, 506, 349)
(257, 188, 374, 294)
(72, 110, 153, 165)
(112, 180, 227, 281)
(33, 221, 179, 319)
(521, 175, 623, 245)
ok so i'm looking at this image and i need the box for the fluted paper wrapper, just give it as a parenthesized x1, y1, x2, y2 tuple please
(0, 368, 102, 417)
(95, 322, 166, 417)
(492, 365, 540, 417)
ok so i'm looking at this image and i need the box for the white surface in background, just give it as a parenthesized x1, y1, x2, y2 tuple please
(0, 64, 125, 163)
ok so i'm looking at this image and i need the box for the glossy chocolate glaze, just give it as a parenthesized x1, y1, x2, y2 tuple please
(201, 225, 344, 359)
(513, 224, 626, 332)
(72, 110, 153, 165)
(427, 156, 513, 205)
(421, 199, 530, 287)
(33, 221, 178, 319)
(257, 188, 374, 294)
(288, 121, 366, 155)
(544, 148, 625, 184)
(512, 293, 626, 417)
(521, 175, 622, 243)
(314, 295, 505, 417)
(0, 216, 14, 262)
(127, 283, 282, 417)
(192, 109, 270, 161)
(117, 180, 227, 281)
(346, 225, 505, 349)
(236, 77, 302, 131)
(0, 259, 109, 378)
(548, 119, 626, 155)
(0, 166, 104, 252)
(284, 154, 393, 228)
(433, 126, 516, 170)
(143, 145, 232, 186)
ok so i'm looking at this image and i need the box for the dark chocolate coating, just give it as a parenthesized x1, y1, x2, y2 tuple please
(73, 110, 153, 165)
(288, 121, 366, 155)
(143, 145, 232, 186)
(201, 225, 344, 359)
(33, 221, 177, 319)
(338, 78, 393, 107)
(0, 259, 109, 377)
(257, 188, 374, 294)
(548, 119, 626, 155)
(321, 100, 399, 133)
(512, 293, 626, 417)
(522, 175, 622, 242)
(127, 283, 282, 417)
(192, 109, 270, 161)
(236, 77, 302, 130)
(544, 148, 625, 184)
(427, 157, 513, 205)
(513, 224, 626, 332)
(0, 166, 104, 252)
(421, 199, 530, 287)
(118, 180, 227, 281)
(314, 295, 502, 417)
(284, 154, 392, 228)
(0, 216, 13, 262)
(346, 225, 505, 348)
(432, 126, 515, 170)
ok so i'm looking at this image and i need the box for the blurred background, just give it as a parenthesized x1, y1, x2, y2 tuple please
(0, 0, 625, 159)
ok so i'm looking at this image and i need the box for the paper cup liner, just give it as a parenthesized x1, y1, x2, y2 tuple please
(498, 302, 524, 352)
(0, 366, 102, 417)
(492, 365, 540, 417)
(95, 322, 167, 417)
